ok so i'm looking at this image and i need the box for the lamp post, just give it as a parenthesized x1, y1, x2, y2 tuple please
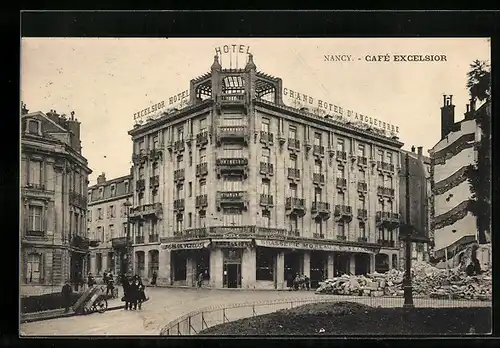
(402, 152, 415, 308)
(123, 198, 133, 278)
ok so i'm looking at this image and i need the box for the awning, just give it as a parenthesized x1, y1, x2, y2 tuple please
(211, 239, 253, 248)
(161, 240, 210, 250)
(254, 239, 375, 254)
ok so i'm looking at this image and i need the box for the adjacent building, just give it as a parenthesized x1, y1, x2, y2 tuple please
(127, 54, 404, 289)
(87, 172, 133, 282)
(20, 104, 92, 296)
(429, 95, 491, 261)
(398, 146, 431, 266)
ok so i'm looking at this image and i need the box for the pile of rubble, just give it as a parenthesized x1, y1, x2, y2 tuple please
(315, 258, 492, 301)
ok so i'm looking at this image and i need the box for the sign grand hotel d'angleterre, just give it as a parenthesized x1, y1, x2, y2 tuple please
(132, 44, 400, 138)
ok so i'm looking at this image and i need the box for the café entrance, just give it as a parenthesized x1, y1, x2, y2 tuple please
(284, 250, 302, 287)
(223, 249, 242, 288)
(310, 251, 327, 289)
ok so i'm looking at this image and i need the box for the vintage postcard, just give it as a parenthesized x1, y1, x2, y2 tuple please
(20, 37, 491, 336)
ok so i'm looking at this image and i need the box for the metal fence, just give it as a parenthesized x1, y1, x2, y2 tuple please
(160, 295, 492, 336)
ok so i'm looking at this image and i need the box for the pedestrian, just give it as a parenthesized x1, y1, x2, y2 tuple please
(61, 280, 73, 313)
(87, 273, 95, 289)
(197, 272, 204, 288)
(304, 274, 310, 291)
(103, 271, 109, 286)
(123, 276, 132, 310)
(151, 270, 157, 286)
(129, 276, 140, 310)
(287, 273, 293, 291)
(134, 275, 147, 310)
(106, 273, 115, 296)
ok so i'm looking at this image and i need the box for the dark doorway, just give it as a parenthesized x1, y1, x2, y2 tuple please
(334, 253, 350, 276)
(70, 253, 84, 285)
(375, 254, 390, 273)
(284, 251, 301, 287)
(310, 251, 326, 289)
(354, 254, 370, 275)
(225, 263, 241, 288)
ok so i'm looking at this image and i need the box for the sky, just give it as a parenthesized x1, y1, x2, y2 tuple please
(21, 38, 490, 184)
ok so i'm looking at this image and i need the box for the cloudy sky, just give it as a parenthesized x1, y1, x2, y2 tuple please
(21, 38, 490, 184)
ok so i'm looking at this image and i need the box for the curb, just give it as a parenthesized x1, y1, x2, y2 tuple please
(21, 304, 125, 324)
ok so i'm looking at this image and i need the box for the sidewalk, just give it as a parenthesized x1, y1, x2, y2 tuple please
(21, 297, 124, 323)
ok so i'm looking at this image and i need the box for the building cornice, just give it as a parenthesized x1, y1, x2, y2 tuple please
(88, 193, 133, 206)
(88, 175, 132, 190)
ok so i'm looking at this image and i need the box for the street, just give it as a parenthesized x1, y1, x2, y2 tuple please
(19, 287, 491, 336)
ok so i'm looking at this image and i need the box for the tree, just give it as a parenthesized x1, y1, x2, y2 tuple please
(465, 60, 491, 244)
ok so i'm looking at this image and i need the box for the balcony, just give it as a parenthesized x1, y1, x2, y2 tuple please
(195, 194, 208, 208)
(287, 138, 300, 152)
(287, 229, 300, 237)
(358, 237, 368, 243)
(311, 201, 330, 219)
(149, 175, 160, 188)
(377, 161, 395, 173)
(216, 191, 249, 211)
(287, 168, 300, 181)
(129, 203, 163, 220)
(336, 150, 347, 162)
(357, 182, 368, 193)
(135, 236, 145, 244)
(357, 156, 368, 167)
(259, 194, 274, 207)
(216, 126, 249, 145)
(174, 169, 185, 182)
(24, 183, 47, 191)
(173, 227, 209, 240)
(376, 211, 400, 229)
(174, 198, 185, 212)
(174, 140, 185, 153)
(313, 173, 325, 185)
(220, 93, 245, 104)
(136, 179, 146, 192)
(255, 227, 287, 238)
(313, 233, 325, 239)
(196, 131, 209, 147)
(260, 131, 274, 145)
(69, 191, 87, 208)
(148, 234, 159, 243)
(132, 151, 148, 165)
(313, 145, 325, 157)
(357, 208, 368, 220)
(336, 177, 347, 190)
(216, 158, 248, 178)
(285, 197, 306, 216)
(334, 205, 353, 222)
(149, 148, 164, 162)
(337, 235, 347, 241)
(111, 236, 129, 249)
(377, 186, 395, 198)
(196, 162, 208, 177)
(377, 239, 396, 248)
(259, 162, 274, 177)
(25, 230, 45, 238)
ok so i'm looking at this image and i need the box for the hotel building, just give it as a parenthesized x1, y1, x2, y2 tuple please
(429, 96, 491, 260)
(20, 105, 92, 295)
(127, 54, 404, 289)
(87, 172, 134, 281)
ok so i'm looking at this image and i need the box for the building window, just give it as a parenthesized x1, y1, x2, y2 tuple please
(378, 227, 385, 240)
(222, 208, 243, 226)
(337, 222, 345, 237)
(358, 144, 365, 157)
(199, 210, 206, 227)
(314, 187, 321, 202)
(199, 180, 206, 195)
(123, 222, 127, 237)
(110, 205, 115, 218)
(290, 154, 297, 168)
(261, 209, 270, 227)
(97, 208, 103, 220)
(378, 150, 384, 162)
(177, 127, 184, 141)
(97, 226, 104, 241)
(337, 139, 345, 152)
(28, 119, 41, 134)
(152, 189, 158, 203)
(125, 181, 130, 193)
(151, 220, 157, 236)
(176, 184, 184, 199)
(315, 218, 323, 235)
(96, 253, 102, 274)
(29, 160, 42, 185)
(139, 166, 145, 180)
(200, 118, 207, 132)
(314, 160, 322, 173)
(387, 176, 393, 189)
(289, 183, 297, 197)
(99, 187, 104, 199)
(109, 224, 115, 240)
(256, 248, 274, 281)
(187, 181, 192, 197)
(262, 179, 270, 195)
(289, 214, 298, 232)
(153, 135, 159, 149)
(139, 140, 145, 153)
(379, 174, 384, 186)
(387, 152, 393, 164)
(261, 118, 270, 132)
(337, 165, 345, 178)
(188, 213, 192, 228)
(110, 185, 116, 197)
(262, 148, 270, 163)
(176, 155, 183, 169)
(359, 222, 366, 238)
(389, 200, 394, 213)
(359, 195, 366, 209)
(338, 192, 345, 205)
(358, 169, 365, 182)
(87, 210, 92, 222)
(137, 222, 144, 238)
(314, 132, 322, 146)
(288, 125, 297, 139)
(153, 162, 159, 176)
(176, 214, 183, 232)
(26, 253, 42, 283)
(138, 192, 144, 206)
(28, 205, 43, 231)
(199, 149, 206, 163)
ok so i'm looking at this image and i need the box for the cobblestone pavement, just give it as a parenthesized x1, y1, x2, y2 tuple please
(19, 288, 492, 336)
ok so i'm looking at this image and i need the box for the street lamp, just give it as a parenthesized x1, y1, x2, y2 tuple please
(123, 198, 133, 277)
(401, 152, 414, 308)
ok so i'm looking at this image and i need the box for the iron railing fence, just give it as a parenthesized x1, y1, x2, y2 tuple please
(160, 295, 491, 336)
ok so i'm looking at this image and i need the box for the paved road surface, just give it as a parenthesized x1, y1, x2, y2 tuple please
(20, 288, 491, 336)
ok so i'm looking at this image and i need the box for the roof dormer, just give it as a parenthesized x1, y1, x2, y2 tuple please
(24, 117, 42, 136)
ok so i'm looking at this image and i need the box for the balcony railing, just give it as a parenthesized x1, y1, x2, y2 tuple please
(336, 150, 347, 161)
(173, 228, 209, 239)
(195, 194, 208, 208)
(285, 197, 306, 215)
(287, 138, 300, 151)
(287, 168, 300, 180)
(216, 191, 249, 210)
(174, 199, 185, 211)
(260, 194, 274, 207)
(111, 236, 129, 248)
(196, 131, 209, 147)
(260, 131, 274, 144)
(357, 182, 368, 193)
(132, 151, 148, 165)
(217, 126, 248, 144)
(220, 93, 245, 103)
(196, 162, 208, 177)
(377, 186, 395, 197)
(377, 239, 396, 248)
(334, 205, 353, 221)
(313, 173, 325, 185)
(129, 203, 163, 219)
(260, 162, 274, 176)
(136, 179, 146, 192)
(312, 201, 330, 219)
(149, 175, 160, 188)
(357, 156, 368, 166)
(148, 234, 159, 243)
(336, 177, 347, 189)
(288, 229, 300, 237)
(357, 208, 368, 219)
(25, 183, 46, 191)
(150, 148, 164, 161)
(337, 235, 347, 241)
(313, 233, 325, 239)
(135, 236, 145, 244)
(358, 236, 368, 243)
(25, 230, 45, 237)
(377, 161, 395, 172)
(376, 211, 401, 229)
(174, 169, 185, 182)
(69, 190, 87, 208)
(174, 140, 185, 152)
(313, 145, 325, 156)
(216, 158, 248, 178)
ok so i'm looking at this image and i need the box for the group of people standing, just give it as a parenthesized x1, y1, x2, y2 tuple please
(122, 274, 148, 310)
(288, 273, 310, 291)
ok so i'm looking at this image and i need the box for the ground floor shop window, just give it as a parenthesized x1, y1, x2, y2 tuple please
(354, 254, 370, 275)
(26, 252, 42, 283)
(173, 251, 187, 281)
(334, 253, 350, 276)
(284, 251, 302, 287)
(310, 251, 327, 288)
(375, 254, 389, 273)
(195, 249, 210, 279)
(148, 250, 159, 278)
(256, 248, 274, 281)
(135, 251, 145, 278)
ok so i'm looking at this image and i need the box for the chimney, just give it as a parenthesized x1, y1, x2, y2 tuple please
(97, 173, 106, 185)
(417, 146, 423, 160)
(441, 95, 455, 139)
(21, 102, 29, 116)
(411, 146, 415, 153)
(66, 111, 82, 153)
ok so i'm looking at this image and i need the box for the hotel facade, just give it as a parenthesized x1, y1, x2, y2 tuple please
(127, 54, 404, 289)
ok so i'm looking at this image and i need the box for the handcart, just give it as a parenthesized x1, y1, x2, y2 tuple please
(72, 286, 108, 315)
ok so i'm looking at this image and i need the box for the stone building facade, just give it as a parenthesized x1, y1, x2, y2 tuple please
(20, 105, 92, 296)
(127, 54, 404, 289)
(87, 172, 133, 282)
